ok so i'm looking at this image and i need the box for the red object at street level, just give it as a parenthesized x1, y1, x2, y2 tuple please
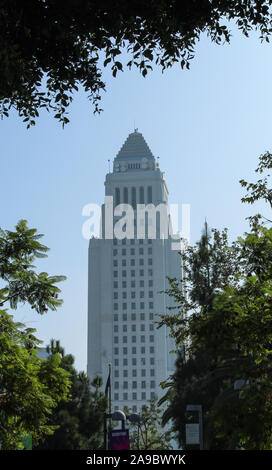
(109, 429, 130, 450)
(0, 393, 7, 403)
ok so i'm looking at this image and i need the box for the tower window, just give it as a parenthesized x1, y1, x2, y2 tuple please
(128, 163, 140, 169)
(140, 186, 144, 204)
(115, 187, 120, 206)
(124, 187, 128, 203)
(132, 187, 136, 209)
(147, 186, 152, 204)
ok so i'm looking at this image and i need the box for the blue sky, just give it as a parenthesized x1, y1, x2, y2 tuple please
(1, 27, 271, 372)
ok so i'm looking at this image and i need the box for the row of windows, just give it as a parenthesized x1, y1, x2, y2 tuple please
(114, 280, 153, 289)
(113, 239, 153, 245)
(114, 369, 155, 378)
(113, 248, 152, 256)
(114, 324, 154, 332)
(114, 392, 156, 402)
(114, 346, 155, 355)
(113, 269, 153, 278)
(114, 335, 154, 344)
(113, 248, 152, 259)
(114, 380, 156, 390)
(114, 357, 155, 366)
(113, 313, 154, 322)
(113, 291, 153, 299)
(128, 163, 141, 169)
(115, 186, 152, 206)
(113, 302, 154, 310)
(113, 260, 152, 269)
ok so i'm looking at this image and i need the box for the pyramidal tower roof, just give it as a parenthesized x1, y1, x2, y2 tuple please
(116, 130, 154, 160)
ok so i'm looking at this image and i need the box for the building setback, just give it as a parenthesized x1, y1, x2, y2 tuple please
(87, 130, 181, 412)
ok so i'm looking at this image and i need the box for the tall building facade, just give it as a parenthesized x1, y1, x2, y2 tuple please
(87, 130, 181, 412)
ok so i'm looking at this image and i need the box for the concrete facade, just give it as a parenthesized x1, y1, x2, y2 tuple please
(87, 131, 181, 412)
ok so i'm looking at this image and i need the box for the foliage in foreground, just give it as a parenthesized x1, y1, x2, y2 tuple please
(35, 340, 107, 450)
(0, 312, 70, 449)
(158, 152, 272, 449)
(1, 1, 272, 126)
(0, 220, 69, 449)
(124, 398, 175, 450)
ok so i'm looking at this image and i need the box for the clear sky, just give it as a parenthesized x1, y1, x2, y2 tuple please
(1, 27, 271, 373)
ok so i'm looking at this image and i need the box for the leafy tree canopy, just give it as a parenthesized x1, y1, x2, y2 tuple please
(124, 398, 174, 450)
(36, 339, 107, 450)
(1, 0, 272, 126)
(0, 221, 69, 449)
(158, 153, 272, 449)
(0, 219, 66, 314)
(0, 313, 71, 449)
(158, 223, 238, 449)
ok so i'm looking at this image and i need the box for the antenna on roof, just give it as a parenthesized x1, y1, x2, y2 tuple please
(108, 159, 111, 172)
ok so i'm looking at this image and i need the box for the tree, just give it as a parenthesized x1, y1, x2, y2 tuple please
(124, 399, 174, 450)
(0, 219, 66, 314)
(159, 154, 272, 449)
(0, 220, 70, 449)
(1, 1, 272, 126)
(189, 233, 272, 449)
(0, 312, 70, 449)
(158, 223, 238, 348)
(35, 339, 107, 450)
(158, 224, 238, 449)
(240, 150, 272, 225)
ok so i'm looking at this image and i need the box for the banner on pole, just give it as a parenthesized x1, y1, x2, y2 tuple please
(109, 429, 130, 450)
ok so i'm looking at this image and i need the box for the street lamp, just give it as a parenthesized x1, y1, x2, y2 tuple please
(127, 413, 142, 424)
(111, 410, 127, 429)
(104, 410, 141, 449)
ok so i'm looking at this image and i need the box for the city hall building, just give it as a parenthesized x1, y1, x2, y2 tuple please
(87, 130, 181, 412)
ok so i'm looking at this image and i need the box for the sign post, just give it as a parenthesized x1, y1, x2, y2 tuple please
(109, 429, 130, 450)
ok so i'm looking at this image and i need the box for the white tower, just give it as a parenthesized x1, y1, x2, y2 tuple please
(87, 130, 181, 412)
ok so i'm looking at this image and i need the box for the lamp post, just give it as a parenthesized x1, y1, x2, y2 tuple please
(104, 410, 141, 450)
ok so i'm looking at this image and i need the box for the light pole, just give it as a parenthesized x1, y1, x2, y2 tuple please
(104, 410, 141, 450)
